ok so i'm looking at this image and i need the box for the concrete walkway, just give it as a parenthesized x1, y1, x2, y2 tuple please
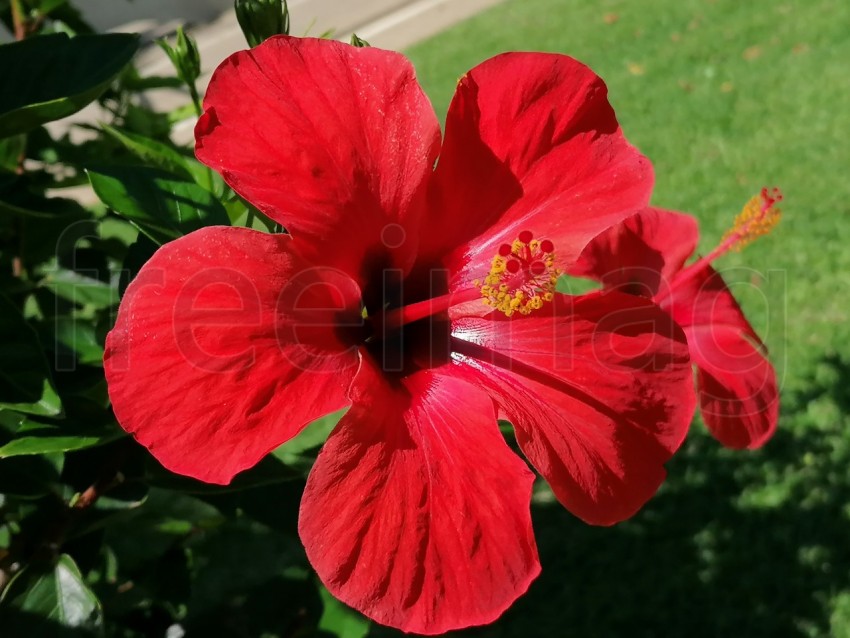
(45, 0, 504, 145)
(137, 0, 505, 141)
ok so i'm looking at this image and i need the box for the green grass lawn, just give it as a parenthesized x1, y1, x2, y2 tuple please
(376, 0, 850, 636)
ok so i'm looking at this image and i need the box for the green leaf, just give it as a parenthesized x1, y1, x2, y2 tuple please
(100, 125, 226, 194)
(0, 293, 62, 416)
(40, 269, 117, 310)
(272, 409, 345, 475)
(118, 233, 157, 296)
(183, 518, 312, 632)
(121, 71, 184, 92)
(1, 554, 103, 631)
(99, 125, 194, 180)
(87, 166, 230, 244)
(222, 193, 279, 232)
(0, 134, 25, 172)
(104, 489, 224, 571)
(0, 409, 42, 435)
(318, 584, 371, 638)
(51, 316, 104, 365)
(0, 419, 122, 458)
(0, 409, 121, 458)
(0, 32, 139, 137)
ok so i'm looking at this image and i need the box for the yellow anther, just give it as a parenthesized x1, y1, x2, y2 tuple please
(490, 256, 507, 274)
(723, 187, 783, 251)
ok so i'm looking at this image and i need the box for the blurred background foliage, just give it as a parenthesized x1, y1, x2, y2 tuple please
(0, 0, 845, 636)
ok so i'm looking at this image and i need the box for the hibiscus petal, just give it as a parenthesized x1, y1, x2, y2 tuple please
(104, 227, 362, 484)
(689, 327, 779, 449)
(195, 36, 441, 283)
(669, 266, 778, 448)
(572, 208, 700, 297)
(299, 358, 539, 635)
(451, 292, 694, 525)
(423, 52, 653, 285)
(663, 263, 763, 346)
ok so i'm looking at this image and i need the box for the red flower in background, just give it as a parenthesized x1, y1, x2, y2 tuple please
(104, 36, 695, 634)
(573, 189, 782, 449)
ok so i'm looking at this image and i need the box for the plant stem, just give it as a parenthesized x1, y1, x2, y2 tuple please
(10, 0, 26, 40)
(188, 80, 203, 117)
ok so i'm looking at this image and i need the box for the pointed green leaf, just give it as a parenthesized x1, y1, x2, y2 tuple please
(0, 407, 122, 459)
(100, 124, 194, 179)
(0, 294, 62, 416)
(318, 584, 371, 638)
(1, 554, 103, 630)
(100, 125, 225, 194)
(51, 316, 104, 365)
(87, 166, 230, 244)
(0, 425, 122, 458)
(0, 32, 139, 137)
(40, 269, 117, 310)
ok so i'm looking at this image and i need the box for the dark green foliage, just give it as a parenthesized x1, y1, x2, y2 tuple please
(0, 32, 139, 136)
(0, 4, 361, 636)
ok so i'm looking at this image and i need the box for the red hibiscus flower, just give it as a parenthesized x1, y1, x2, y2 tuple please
(573, 189, 782, 450)
(104, 36, 696, 634)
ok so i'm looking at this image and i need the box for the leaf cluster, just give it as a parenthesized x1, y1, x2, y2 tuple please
(0, 4, 362, 636)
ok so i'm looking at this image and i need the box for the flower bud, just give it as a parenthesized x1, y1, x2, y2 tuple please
(234, 0, 290, 48)
(349, 33, 370, 48)
(158, 26, 201, 84)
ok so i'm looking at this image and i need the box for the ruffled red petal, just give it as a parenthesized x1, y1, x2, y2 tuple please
(195, 36, 441, 283)
(423, 52, 653, 286)
(668, 266, 778, 449)
(104, 227, 362, 484)
(572, 208, 700, 297)
(690, 327, 779, 449)
(663, 263, 763, 346)
(451, 291, 694, 525)
(299, 358, 540, 634)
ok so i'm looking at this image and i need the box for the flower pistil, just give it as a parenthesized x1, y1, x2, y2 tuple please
(476, 231, 560, 316)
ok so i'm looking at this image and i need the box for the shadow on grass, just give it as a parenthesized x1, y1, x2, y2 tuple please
(370, 355, 850, 638)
